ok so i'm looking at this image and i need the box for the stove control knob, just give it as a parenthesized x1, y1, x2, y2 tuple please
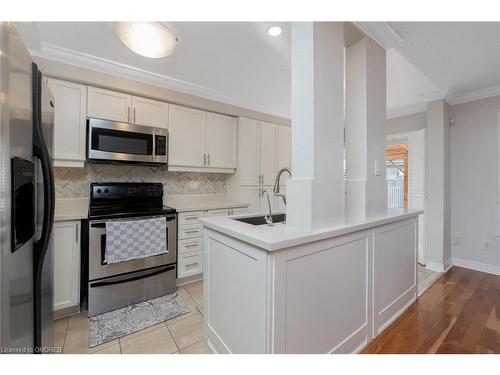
(96, 188, 102, 194)
(104, 189, 109, 194)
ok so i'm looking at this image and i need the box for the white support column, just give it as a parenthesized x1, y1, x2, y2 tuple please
(425, 99, 451, 271)
(286, 22, 345, 232)
(345, 37, 387, 221)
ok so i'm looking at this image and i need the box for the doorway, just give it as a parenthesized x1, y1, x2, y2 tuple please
(386, 143, 408, 209)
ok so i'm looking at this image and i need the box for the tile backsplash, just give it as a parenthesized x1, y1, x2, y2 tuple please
(54, 164, 227, 198)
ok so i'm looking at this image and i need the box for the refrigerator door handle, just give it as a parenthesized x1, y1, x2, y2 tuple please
(32, 63, 55, 351)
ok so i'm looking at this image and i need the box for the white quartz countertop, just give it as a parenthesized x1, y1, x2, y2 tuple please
(200, 208, 423, 251)
(54, 198, 89, 221)
(165, 194, 250, 212)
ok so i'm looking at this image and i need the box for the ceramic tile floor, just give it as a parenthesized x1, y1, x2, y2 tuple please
(54, 280, 211, 354)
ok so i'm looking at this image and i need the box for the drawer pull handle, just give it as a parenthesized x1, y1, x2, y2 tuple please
(185, 263, 199, 268)
(185, 243, 199, 248)
(184, 230, 199, 234)
(185, 216, 198, 220)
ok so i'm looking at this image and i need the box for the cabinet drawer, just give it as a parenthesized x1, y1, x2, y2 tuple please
(206, 208, 229, 217)
(178, 238, 202, 254)
(178, 251, 202, 278)
(178, 224, 202, 240)
(178, 211, 204, 225)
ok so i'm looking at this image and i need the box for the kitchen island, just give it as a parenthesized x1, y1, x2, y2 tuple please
(200, 208, 422, 354)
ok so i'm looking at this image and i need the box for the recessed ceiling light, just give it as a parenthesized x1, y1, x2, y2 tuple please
(267, 26, 282, 37)
(114, 22, 177, 58)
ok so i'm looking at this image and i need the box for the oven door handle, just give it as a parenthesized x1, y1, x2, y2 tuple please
(90, 216, 176, 228)
(89, 265, 175, 288)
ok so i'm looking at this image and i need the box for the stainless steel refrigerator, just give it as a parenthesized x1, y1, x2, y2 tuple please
(0, 22, 55, 353)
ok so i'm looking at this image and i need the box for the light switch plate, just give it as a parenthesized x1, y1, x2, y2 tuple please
(374, 160, 381, 176)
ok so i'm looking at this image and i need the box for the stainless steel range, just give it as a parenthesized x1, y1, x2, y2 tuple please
(87, 182, 177, 316)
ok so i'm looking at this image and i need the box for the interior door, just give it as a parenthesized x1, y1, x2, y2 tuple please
(205, 112, 237, 169)
(238, 117, 261, 185)
(260, 122, 278, 185)
(168, 105, 206, 168)
(132, 96, 168, 128)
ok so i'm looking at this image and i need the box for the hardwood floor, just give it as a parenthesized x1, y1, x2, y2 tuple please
(362, 266, 500, 354)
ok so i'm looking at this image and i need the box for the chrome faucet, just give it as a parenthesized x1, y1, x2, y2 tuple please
(273, 167, 292, 206)
(261, 189, 273, 225)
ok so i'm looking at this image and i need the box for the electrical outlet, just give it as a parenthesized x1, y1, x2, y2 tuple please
(189, 181, 200, 190)
(482, 240, 492, 251)
(452, 237, 462, 246)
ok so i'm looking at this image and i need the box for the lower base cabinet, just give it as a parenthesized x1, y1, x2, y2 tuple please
(177, 206, 248, 280)
(53, 220, 81, 312)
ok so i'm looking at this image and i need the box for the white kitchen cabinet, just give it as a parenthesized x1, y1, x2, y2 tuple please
(238, 117, 261, 185)
(131, 96, 168, 128)
(87, 86, 132, 123)
(260, 122, 278, 186)
(168, 104, 206, 168)
(53, 220, 80, 312)
(277, 125, 291, 185)
(205, 112, 237, 169)
(47, 78, 87, 168)
(169, 105, 237, 173)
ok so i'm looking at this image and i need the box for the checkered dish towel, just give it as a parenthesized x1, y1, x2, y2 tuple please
(105, 217, 168, 264)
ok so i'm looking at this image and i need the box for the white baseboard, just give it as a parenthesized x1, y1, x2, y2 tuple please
(426, 261, 444, 273)
(452, 257, 500, 276)
(443, 258, 453, 273)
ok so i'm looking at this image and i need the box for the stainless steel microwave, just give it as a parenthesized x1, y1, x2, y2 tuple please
(87, 118, 168, 165)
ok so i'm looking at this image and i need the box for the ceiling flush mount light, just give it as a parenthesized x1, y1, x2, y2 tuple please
(114, 22, 177, 58)
(267, 25, 282, 37)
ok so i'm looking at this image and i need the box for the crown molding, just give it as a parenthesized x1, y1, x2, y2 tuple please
(447, 84, 500, 105)
(353, 22, 403, 49)
(29, 42, 287, 118)
(387, 102, 427, 119)
(418, 88, 450, 103)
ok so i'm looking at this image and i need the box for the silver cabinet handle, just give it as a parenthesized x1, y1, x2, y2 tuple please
(133, 107, 136, 123)
(185, 263, 199, 268)
(75, 223, 79, 243)
(127, 106, 130, 122)
(185, 216, 198, 221)
(207, 153, 210, 166)
(184, 230, 199, 234)
(185, 243, 199, 248)
(203, 153, 206, 165)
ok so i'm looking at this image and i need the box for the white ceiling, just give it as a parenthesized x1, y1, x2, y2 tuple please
(15, 22, 500, 119)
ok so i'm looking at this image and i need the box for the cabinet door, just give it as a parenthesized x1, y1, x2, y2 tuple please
(168, 105, 206, 168)
(239, 186, 262, 214)
(205, 112, 237, 169)
(238, 117, 261, 185)
(260, 122, 278, 185)
(47, 79, 87, 167)
(131, 96, 169, 128)
(87, 86, 131, 122)
(53, 221, 80, 311)
(277, 125, 291, 185)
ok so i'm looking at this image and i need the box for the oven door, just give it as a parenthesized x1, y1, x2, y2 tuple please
(89, 214, 177, 280)
(87, 118, 167, 164)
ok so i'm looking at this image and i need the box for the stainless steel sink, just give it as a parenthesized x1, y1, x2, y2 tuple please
(233, 213, 286, 226)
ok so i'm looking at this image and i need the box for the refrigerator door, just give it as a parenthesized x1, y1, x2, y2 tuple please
(36, 79, 55, 351)
(32, 65, 55, 352)
(0, 22, 35, 352)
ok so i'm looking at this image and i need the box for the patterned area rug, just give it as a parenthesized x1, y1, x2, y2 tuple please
(89, 292, 190, 347)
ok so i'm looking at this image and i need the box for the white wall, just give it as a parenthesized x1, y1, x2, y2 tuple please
(450, 96, 500, 273)
(386, 111, 426, 135)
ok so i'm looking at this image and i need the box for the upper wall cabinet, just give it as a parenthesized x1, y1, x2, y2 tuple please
(277, 125, 291, 185)
(168, 104, 237, 173)
(131, 96, 168, 128)
(169, 105, 206, 168)
(47, 78, 87, 168)
(87, 86, 131, 123)
(87, 87, 168, 128)
(205, 112, 237, 169)
(237, 118, 280, 186)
